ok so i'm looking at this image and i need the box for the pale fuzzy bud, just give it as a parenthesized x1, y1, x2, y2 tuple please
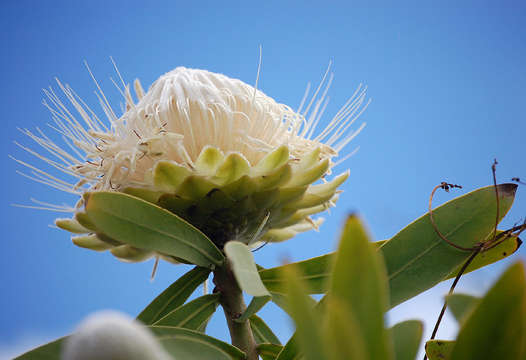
(61, 311, 172, 360)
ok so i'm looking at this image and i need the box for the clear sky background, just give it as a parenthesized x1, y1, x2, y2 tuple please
(1, 1, 526, 358)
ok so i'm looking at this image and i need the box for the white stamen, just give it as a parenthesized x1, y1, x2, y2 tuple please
(15, 64, 368, 212)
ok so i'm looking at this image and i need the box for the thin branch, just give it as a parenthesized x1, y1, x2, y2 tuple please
(482, 221, 526, 251)
(424, 161, 524, 360)
(150, 256, 160, 282)
(491, 159, 499, 244)
(422, 248, 481, 360)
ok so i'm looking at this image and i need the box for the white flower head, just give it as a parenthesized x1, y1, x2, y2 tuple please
(62, 311, 171, 360)
(15, 62, 368, 261)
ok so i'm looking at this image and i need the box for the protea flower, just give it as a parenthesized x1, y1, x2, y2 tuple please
(15, 65, 368, 264)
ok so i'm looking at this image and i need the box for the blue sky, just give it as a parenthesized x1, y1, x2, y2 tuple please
(1, 1, 526, 358)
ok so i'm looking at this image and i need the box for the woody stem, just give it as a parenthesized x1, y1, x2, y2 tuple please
(213, 261, 258, 360)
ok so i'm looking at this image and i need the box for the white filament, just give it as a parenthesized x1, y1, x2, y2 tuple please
(15, 65, 368, 206)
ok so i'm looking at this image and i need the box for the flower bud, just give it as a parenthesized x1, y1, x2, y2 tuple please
(62, 311, 171, 360)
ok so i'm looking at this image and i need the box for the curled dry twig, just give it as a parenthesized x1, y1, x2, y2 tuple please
(424, 180, 482, 360)
(423, 160, 526, 360)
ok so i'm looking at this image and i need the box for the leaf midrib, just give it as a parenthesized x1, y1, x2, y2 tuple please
(155, 296, 219, 328)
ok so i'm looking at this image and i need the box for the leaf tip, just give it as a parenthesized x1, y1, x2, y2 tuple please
(497, 183, 518, 197)
(346, 211, 360, 220)
(516, 236, 523, 250)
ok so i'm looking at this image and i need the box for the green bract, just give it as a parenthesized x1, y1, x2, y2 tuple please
(55, 145, 347, 263)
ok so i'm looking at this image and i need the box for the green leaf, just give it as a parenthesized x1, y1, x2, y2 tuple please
(258, 343, 284, 360)
(224, 241, 270, 297)
(224, 241, 271, 321)
(382, 184, 517, 307)
(274, 233, 386, 360)
(242, 296, 271, 323)
(268, 292, 291, 314)
(153, 294, 220, 330)
(274, 297, 324, 360)
(323, 299, 367, 360)
(267, 291, 316, 321)
(14, 338, 64, 360)
(261, 190, 518, 306)
(328, 215, 393, 360)
(450, 262, 526, 360)
(281, 265, 328, 360)
(260, 253, 332, 294)
(84, 191, 225, 268)
(259, 240, 386, 294)
(425, 340, 454, 360)
(196, 317, 211, 333)
(261, 232, 518, 307)
(275, 334, 300, 360)
(390, 320, 423, 360)
(444, 232, 522, 280)
(16, 324, 246, 360)
(250, 315, 281, 345)
(445, 293, 480, 325)
(137, 266, 210, 325)
(150, 326, 245, 360)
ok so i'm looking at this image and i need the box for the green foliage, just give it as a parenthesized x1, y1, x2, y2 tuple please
(258, 240, 386, 294)
(16, 326, 246, 360)
(450, 262, 526, 359)
(14, 338, 65, 360)
(381, 184, 516, 307)
(274, 334, 300, 360)
(258, 343, 284, 360)
(152, 294, 220, 330)
(425, 263, 526, 360)
(249, 315, 281, 345)
(445, 293, 479, 325)
(259, 253, 332, 294)
(137, 266, 210, 324)
(224, 241, 272, 321)
(18, 183, 525, 360)
(390, 321, 423, 360)
(149, 327, 246, 360)
(323, 303, 367, 360)
(83, 191, 225, 267)
(259, 185, 519, 319)
(425, 340, 455, 360)
(281, 265, 328, 360)
(327, 215, 393, 360)
(443, 231, 521, 280)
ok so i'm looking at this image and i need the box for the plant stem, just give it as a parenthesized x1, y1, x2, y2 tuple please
(213, 261, 258, 360)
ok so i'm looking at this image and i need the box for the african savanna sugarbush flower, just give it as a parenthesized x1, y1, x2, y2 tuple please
(14, 64, 368, 264)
